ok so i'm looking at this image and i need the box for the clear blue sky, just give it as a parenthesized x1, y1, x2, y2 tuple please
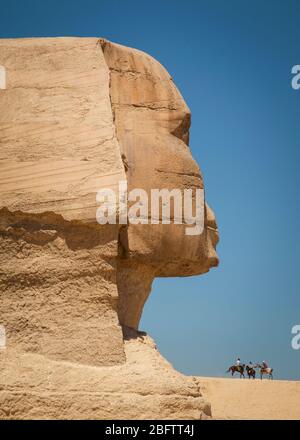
(1, 0, 299, 379)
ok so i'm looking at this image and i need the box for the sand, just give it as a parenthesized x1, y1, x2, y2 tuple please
(197, 376, 300, 420)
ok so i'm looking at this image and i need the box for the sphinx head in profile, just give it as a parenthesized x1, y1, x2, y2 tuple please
(0, 37, 218, 365)
(100, 40, 219, 329)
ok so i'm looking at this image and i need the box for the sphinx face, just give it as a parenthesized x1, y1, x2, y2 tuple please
(102, 40, 219, 278)
(0, 38, 218, 419)
(0, 37, 218, 279)
(0, 37, 219, 337)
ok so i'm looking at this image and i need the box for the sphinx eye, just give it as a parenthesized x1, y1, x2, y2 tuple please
(0, 65, 6, 90)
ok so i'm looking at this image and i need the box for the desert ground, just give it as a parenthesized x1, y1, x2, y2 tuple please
(197, 376, 300, 420)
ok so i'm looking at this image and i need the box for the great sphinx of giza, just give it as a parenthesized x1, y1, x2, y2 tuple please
(0, 37, 219, 419)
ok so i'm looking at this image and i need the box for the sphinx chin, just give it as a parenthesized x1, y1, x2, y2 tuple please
(0, 36, 218, 419)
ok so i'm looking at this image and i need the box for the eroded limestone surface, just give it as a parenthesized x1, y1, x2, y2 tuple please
(0, 37, 218, 419)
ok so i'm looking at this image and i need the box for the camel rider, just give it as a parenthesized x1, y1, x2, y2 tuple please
(262, 361, 268, 369)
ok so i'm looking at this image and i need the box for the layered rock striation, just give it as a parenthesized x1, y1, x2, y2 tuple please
(0, 37, 218, 419)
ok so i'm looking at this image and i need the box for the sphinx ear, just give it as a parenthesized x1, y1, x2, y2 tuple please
(0, 65, 6, 89)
